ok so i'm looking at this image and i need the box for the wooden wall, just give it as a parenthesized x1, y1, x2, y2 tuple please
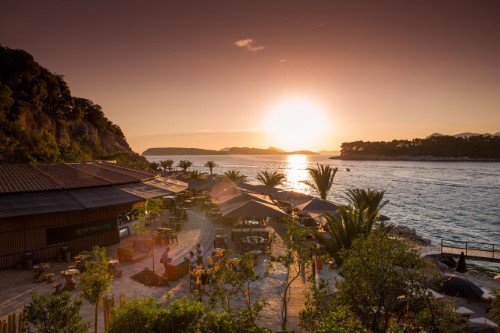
(0, 204, 133, 269)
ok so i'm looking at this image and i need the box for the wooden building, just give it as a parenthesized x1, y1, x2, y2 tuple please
(0, 162, 186, 269)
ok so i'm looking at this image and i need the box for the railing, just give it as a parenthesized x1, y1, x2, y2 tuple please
(440, 239, 499, 261)
(0, 310, 26, 333)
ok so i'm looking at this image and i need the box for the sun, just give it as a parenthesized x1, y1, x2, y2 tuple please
(262, 97, 330, 151)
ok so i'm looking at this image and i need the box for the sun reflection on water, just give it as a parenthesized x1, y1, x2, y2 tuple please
(284, 155, 309, 193)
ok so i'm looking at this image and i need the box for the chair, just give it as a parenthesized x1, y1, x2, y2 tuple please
(43, 272, 55, 283)
(169, 232, 179, 245)
(52, 282, 63, 295)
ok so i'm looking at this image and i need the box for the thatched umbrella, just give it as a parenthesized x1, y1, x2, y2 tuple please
(295, 197, 339, 212)
(220, 199, 288, 218)
(270, 190, 312, 204)
(218, 192, 273, 206)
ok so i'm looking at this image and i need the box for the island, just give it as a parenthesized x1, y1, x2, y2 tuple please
(332, 134, 500, 161)
(142, 147, 319, 156)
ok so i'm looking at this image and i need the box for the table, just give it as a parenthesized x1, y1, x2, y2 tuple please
(157, 227, 174, 244)
(169, 216, 180, 223)
(33, 263, 50, 283)
(60, 268, 79, 291)
(108, 259, 120, 276)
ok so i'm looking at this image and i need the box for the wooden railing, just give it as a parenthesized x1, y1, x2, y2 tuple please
(0, 310, 26, 333)
(440, 239, 499, 262)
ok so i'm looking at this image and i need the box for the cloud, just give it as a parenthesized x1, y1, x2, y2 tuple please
(233, 38, 264, 52)
(279, 59, 287, 63)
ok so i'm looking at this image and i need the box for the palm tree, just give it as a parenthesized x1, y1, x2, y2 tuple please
(204, 160, 218, 175)
(310, 188, 389, 266)
(312, 205, 376, 266)
(256, 171, 286, 187)
(149, 161, 161, 172)
(223, 170, 247, 183)
(345, 188, 388, 221)
(159, 160, 172, 174)
(177, 160, 193, 172)
(186, 170, 205, 180)
(159, 159, 174, 173)
(304, 164, 338, 200)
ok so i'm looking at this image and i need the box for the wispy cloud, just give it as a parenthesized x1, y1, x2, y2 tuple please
(279, 59, 287, 63)
(233, 38, 264, 52)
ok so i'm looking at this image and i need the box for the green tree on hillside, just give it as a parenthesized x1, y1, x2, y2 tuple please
(33, 131, 60, 162)
(304, 164, 338, 199)
(256, 171, 286, 187)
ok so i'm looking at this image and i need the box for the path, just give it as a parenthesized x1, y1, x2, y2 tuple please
(0, 207, 215, 332)
(0, 209, 311, 332)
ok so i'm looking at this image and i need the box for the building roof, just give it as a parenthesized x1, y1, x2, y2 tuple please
(0, 162, 189, 218)
(0, 162, 158, 195)
(0, 164, 63, 193)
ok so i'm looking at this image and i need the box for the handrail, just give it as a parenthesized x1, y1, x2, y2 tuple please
(440, 238, 499, 260)
(440, 238, 498, 248)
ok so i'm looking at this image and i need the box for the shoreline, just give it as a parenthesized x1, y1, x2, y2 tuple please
(330, 155, 500, 162)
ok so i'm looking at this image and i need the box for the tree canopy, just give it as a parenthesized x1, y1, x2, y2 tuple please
(301, 232, 464, 333)
(339, 135, 500, 160)
(256, 171, 286, 187)
(0, 45, 146, 165)
(304, 163, 338, 200)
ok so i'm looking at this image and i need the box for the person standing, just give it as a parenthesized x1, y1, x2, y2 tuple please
(188, 251, 197, 271)
(196, 243, 204, 265)
(160, 246, 171, 277)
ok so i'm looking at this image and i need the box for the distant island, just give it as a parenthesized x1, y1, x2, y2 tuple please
(332, 133, 500, 161)
(142, 147, 319, 156)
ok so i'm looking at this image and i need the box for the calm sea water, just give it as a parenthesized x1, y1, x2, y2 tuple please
(146, 155, 500, 254)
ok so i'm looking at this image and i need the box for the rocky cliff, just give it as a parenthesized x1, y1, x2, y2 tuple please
(0, 45, 145, 165)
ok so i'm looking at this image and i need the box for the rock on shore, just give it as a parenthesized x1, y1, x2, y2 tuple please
(390, 225, 432, 246)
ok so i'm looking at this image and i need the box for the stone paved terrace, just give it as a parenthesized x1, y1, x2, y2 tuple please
(0, 207, 309, 332)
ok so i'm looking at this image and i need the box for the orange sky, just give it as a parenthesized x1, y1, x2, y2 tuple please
(1, 1, 500, 153)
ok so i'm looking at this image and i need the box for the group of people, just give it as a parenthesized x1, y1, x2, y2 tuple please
(160, 243, 204, 277)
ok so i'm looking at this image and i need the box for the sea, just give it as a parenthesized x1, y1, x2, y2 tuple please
(145, 155, 500, 275)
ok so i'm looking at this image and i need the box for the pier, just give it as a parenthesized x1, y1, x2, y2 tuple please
(440, 239, 500, 263)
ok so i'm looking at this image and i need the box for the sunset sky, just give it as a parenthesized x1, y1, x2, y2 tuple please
(1, 0, 499, 153)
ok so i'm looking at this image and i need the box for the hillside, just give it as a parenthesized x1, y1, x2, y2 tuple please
(142, 147, 319, 156)
(0, 45, 146, 165)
